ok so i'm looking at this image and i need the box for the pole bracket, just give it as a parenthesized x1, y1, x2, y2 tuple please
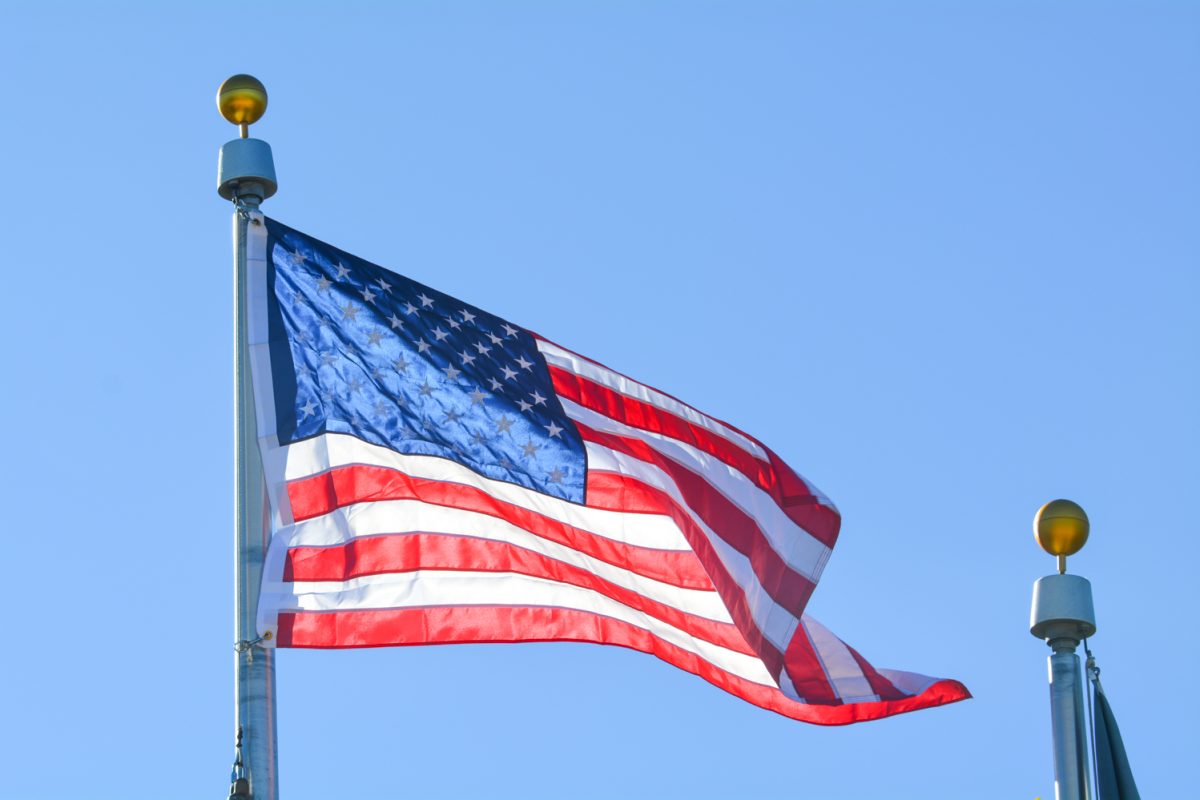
(231, 196, 263, 224)
(234, 636, 266, 664)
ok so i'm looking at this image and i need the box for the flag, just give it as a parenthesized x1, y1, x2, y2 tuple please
(1093, 681, 1140, 800)
(245, 213, 969, 724)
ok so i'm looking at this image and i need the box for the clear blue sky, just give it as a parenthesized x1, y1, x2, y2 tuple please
(0, 2, 1195, 798)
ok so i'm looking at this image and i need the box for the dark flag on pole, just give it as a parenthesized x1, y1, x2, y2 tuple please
(1093, 679, 1141, 800)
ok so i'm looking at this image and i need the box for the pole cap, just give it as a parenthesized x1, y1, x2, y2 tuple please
(1034, 499, 1089, 574)
(1030, 573, 1096, 642)
(218, 74, 268, 128)
(218, 138, 277, 201)
(216, 75, 276, 201)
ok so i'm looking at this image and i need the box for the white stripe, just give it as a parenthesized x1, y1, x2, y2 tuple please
(876, 668, 937, 698)
(277, 433, 692, 552)
(778, 667, 806, 704)
(537, 339, 768, 460)
(802, 617, 879, 703)
(265, 569, 776, 686)
(276, 500, 734, 623)
(586, 444, 800, 654)
(562, 398, 831, 583)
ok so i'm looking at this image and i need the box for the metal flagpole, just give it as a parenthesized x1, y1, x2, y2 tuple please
(1030, 500, 1097, 800)
(217, 75, 280, 800)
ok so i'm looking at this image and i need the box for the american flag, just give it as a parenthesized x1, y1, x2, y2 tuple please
(246, 214, 968, 724)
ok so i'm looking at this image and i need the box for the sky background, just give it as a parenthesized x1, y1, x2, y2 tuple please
(0, 2, 1195, 798)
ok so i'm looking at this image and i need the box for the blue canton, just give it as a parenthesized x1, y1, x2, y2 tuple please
(263, 218, 586, 503)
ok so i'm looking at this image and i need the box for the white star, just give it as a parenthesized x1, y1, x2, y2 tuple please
(334, 263, 351, 280)
(530, 391, 546, 406)
(502, 323, 519, 338)
(501, 365, 518, 381)
(388, 314, 404, 330)
(548, 468, 564, 484)
(377, 278, 393, 292)
(316, 276, 332, 293)
(360, 286, 377, 303)
(403, 302, 418, 316)
(442, 364, 462, 381)
(416, 340, 432, 354)
(473, 341, 492, 355)
(446, 317, 461, 331)
(487, 332, 504, 345)
(347, 377, 364, 394)
(459, 350, 476, 366)
(320, 351, 338, 366)
(517, 400, 533, 413)
(545, 422, 563, 438)
(367, 329, 384, 346)
(445, 409, 463, 424)
(495, 416, 514, 433)
(488, 377, 503, 391)
(461, 309, 476, 324)
(521, 441, 539, 458)
(432, 327, 450, 342)
(299, 399, 317, 419)
(341, 303, 360, 321)
(291, 248, 308, 265)
(418, 293, 435, 308)
(468, 388, 488, 406)
(515, 355, 534, 371)
(393, 355, 409, 372)
(418, 381, 435, 397)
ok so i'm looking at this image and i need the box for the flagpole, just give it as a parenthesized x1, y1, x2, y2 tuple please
(218, 75, 280, 800)
(1030, 500, 1097, 800)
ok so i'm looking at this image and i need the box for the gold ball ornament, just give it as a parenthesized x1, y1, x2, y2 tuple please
(1034, 499, 1089, 558)
(217, 74, 268, 129)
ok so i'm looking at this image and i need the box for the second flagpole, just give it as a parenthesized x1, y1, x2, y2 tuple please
(218, 74, 280, 800)
(1030, 500, 1096, 800)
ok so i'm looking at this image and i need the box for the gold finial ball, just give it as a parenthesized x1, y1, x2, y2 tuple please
(217, 74, 268, 127)
(1034, 499, 1090, 557)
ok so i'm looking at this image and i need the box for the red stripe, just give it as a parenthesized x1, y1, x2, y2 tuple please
(551, 365, 839, 546)
(286, 465, 713, 589)
(782, 621, 842, 705)
(284, 532, 753, 655)
(843, 643, 908, 702)
(586, 470, 788, 680)
(276, 605, 971, 725)
(576, 423, 817, 615)
(758, 445, 839, 547)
